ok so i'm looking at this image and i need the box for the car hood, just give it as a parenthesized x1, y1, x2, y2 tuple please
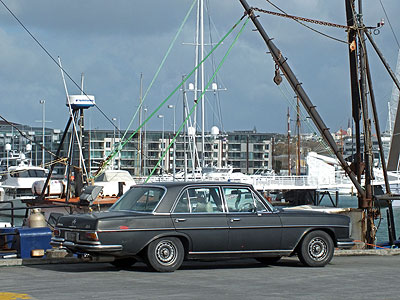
(56, 211, 148, 230)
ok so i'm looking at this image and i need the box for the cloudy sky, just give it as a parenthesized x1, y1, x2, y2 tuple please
(0, 0, 399, 135)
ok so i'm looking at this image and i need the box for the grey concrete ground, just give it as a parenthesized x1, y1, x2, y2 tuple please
(1, 255, 399, 300)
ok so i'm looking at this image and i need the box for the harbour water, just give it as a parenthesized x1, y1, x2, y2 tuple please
(319, 195, 400, 244)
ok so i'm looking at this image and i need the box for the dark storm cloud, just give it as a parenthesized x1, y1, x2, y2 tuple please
(0, 0, 399, 134)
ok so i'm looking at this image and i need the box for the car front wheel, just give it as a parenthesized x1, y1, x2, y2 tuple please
(146, 237, 184, 272)
(298, 230, 334, 267)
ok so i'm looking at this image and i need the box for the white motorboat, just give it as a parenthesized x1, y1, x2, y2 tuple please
(93, 169, 136, 197)
(1, 165, 65, 202)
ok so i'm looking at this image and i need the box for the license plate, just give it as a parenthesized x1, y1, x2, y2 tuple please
(65, 231, 77, 241)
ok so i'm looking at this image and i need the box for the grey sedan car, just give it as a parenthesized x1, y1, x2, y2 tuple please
(51, 182, 354, 272)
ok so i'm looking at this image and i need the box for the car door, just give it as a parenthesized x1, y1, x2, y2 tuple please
(223, 187, 282, 251)
(171, 186, 229, 252)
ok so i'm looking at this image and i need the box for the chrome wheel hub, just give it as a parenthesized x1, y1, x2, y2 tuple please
(155, 241, 177, 266)
(308, 238, 328, 261)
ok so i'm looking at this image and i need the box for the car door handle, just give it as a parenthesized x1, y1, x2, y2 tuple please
(230, 218, 241, 222)
(175, 218, 187, 223)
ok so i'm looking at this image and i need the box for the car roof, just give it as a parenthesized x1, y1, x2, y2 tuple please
(140, 181, 253, 189)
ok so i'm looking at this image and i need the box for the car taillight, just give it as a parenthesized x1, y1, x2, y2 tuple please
(53, 229, 60, 237)
(80, 232, 99, 241)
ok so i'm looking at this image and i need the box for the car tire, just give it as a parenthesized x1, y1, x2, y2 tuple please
(298, 230, 334, 267)
(256, 257, 281, 265)
(146, 237, 184, 272)
(111, 257, 137, 269)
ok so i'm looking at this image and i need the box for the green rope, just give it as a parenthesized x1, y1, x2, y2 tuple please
(120, 0, 197, 143)
(145, 17, 250, 183)
(92, 14, 247, 178)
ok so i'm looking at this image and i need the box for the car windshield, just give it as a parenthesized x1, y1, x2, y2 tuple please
(109, 186, 165, 212)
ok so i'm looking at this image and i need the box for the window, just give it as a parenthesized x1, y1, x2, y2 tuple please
(223, 187, 267, 213)
(110, 187, 165, 212)
(173, 187, 224, 213)
(10, 169, 46, 178)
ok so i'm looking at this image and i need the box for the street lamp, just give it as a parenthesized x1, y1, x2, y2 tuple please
(158, 114, 164, 174)
(39, 100, 45, 166)
(5, 143, 11, 170)
(168, 105, 176, 181)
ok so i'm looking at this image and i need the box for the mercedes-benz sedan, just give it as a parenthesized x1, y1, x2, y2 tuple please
(51, 182, 354, 272)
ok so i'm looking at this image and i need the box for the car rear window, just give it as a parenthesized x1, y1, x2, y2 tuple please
(109, 186, 165, 212)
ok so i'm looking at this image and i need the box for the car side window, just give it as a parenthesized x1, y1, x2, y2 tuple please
(173, 187, 224, 213)
(174, 191, 190, 213)
(254, 195, 268, 211)
(223, 187, 257, 213)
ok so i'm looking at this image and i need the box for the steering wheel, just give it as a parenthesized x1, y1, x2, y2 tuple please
(238, 202, 255, 212)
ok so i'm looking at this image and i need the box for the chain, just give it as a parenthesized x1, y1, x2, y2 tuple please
(251, 7, 350, 30)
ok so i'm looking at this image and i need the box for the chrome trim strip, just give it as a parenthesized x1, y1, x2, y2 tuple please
(228, 225, 282, 229)
(99, 225, 284, 232)
(58, 228, 95, 232)
(189, 250, 292, 255)
(171, 212, 227, 215)
(282, 224, 349, 229)
(97, 228, 175, 233)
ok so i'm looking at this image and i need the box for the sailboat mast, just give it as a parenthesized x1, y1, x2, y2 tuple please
(79, 73, 85, 171)
(182, 76, 188, 181)
(138, 73, 143, 176)
(200, 0, 205, 168)
(296, 96, 301, 175)
(287, 107, 291, 176)
(192, 0, 200, 178)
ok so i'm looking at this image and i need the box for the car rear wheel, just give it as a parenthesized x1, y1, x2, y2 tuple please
(111, 257, 137, 269)
(256, 257, 281, 265)
(298, 230, 334, 267)
(146, 237, 184, 272)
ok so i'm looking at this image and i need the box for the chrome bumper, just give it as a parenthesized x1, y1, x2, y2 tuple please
(337, 240, 355, 249)
(51, 237, 122, 252)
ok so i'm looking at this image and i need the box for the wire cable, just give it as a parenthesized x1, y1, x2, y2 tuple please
(120, 0, 197, 143)
(0, 0, 124, 132)
(92, 14, 248, 178)
(378, 0, 400, 49)
(145, 16, 250, 182)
